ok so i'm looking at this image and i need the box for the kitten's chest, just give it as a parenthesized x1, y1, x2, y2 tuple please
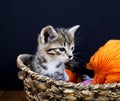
(43, 61, 64, 73)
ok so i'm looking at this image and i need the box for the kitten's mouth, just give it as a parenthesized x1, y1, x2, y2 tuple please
(65, 56, 73, 62)
(65, 59, 70, 63)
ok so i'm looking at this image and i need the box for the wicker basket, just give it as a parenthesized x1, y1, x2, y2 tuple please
(17, 54, 120, 101)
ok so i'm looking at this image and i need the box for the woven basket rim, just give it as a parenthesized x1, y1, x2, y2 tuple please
(16, 54, 120, 90)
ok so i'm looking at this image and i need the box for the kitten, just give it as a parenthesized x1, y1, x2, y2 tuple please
(31, 25, 80, 81)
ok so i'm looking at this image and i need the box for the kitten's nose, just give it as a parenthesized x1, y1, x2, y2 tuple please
(68, 55, 73, 59)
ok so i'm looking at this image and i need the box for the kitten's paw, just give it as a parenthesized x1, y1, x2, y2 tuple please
(64, 70, 69, 81)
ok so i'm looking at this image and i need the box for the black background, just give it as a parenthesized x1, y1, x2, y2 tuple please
(1, 0, 120, 90)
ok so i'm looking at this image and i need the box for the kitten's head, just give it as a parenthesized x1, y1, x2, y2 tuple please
(38, 25, 80, 62)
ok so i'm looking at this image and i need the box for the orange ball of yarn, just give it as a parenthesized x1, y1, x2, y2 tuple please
(86, 40, 120, 84)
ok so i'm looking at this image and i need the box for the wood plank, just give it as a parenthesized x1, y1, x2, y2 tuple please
(0, 91, 5, 97)
(0, 91, 27, 101)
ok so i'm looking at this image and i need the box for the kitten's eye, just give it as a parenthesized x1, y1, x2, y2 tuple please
(71, 47, 74, 50)
(58, 48, 66, 52)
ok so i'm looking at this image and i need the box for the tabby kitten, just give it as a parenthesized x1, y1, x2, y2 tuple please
(32, 25, 80, 81)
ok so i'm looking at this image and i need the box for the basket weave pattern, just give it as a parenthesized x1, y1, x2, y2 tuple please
(17, 54, 120, 101)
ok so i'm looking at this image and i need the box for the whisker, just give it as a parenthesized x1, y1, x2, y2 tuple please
(74, 49, 82, 52)
(74, 49, 82, 51)
(72, 59, 76, 64)
(74, 51, 82, 54)
(73, 58, 80, 67)
(73, 56, 86, 63)
(73, 52, 83, 55)
(74, 53, 83, 56)
(73, 52, 84, 55)
(73, 56, 81, 59)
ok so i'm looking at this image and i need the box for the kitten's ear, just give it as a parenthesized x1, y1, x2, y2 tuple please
(68, 25, 80, 35)
(39, 25, 58, 44)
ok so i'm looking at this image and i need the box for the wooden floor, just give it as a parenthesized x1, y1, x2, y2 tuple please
(0, 90, 27, 101)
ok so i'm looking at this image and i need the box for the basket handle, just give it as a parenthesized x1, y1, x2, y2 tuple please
(16, 54, 42, 79)
(16, 54, 32, 70)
